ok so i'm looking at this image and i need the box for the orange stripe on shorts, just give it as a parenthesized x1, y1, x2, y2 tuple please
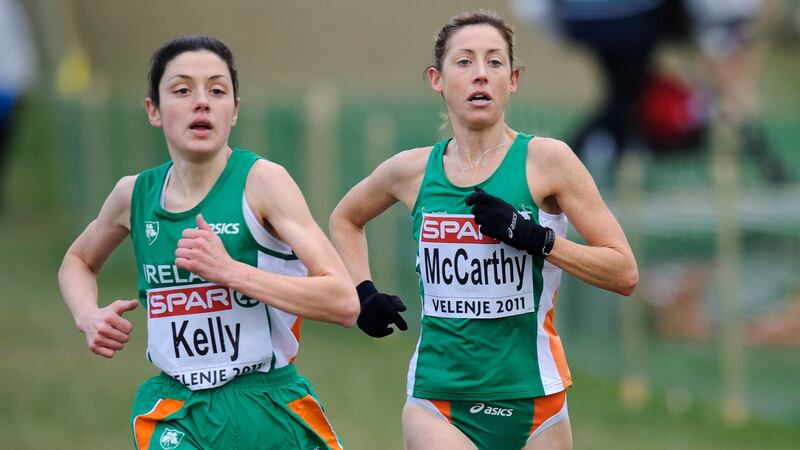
(287, 395, 343, 450)
(133, 399, 185, 450)
(530, 390, 566, 436)
(429, 399, 452, 423)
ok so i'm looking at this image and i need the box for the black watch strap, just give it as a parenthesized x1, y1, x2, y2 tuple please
(541, 227, 555, 257)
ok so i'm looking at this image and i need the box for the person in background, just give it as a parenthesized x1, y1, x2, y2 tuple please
(684, 0, 787, 182)
(511, 0, 788, 185)
(511, 0, 672, 186)
(0, 0, 37, 211)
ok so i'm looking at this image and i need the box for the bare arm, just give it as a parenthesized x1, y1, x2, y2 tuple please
(532, 138, 639, 296)
(174, 161, 359, 327)
(58, 176, 141, 358)
(329, 148, 429, 284)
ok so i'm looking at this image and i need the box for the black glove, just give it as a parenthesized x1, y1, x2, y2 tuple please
(465, 186, 553, 256)
(356, 280, 408, 338)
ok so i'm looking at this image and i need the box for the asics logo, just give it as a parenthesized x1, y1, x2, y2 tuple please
(507, 213, 517, 239)
(208, 222, 240, 235)
(469, 402, 513, 417)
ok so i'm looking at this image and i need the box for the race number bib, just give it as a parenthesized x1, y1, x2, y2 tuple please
(146, 282, 272, 390)
(419, 214, 535, 319)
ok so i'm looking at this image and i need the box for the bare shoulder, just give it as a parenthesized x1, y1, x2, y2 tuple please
(108, 175, 138, 211)
(247, 158, 293, 189)
(244, 159, 307, 227)
(244, 159, 300, 216)
(527, 136, 587, 182)
(113, 174, 138, 196)
(371, 146, 432, 207)
(98, 174, 138, 231)
(526, 136, 591, 211)
(528, 136, 577, 167)
(376, 146, 433, 182)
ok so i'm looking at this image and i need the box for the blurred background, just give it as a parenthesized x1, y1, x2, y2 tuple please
(1, 0, 799, 449)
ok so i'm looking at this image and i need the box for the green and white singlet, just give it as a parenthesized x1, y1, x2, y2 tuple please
(409, 133, 572, 401)
(130, 149, 307, 391)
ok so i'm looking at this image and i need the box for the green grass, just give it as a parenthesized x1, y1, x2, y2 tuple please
(2, 214, 800, 449)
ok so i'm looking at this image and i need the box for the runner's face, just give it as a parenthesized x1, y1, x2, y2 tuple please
(146, 51, 239, 156)
(429, 25, 519, 130)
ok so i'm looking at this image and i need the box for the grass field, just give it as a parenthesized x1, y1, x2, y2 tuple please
(2, 211, 799, 450)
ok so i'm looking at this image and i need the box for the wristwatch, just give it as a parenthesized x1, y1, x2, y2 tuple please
(542, 227, 555, 257)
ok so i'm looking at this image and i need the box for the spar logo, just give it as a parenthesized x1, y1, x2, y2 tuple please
(420, 214, 498, 244)
(147, 282, 234, 318)
(469, 402, 514, 417)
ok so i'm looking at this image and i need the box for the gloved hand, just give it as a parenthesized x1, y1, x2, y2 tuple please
(356, 280, 408, 338)
(465, 186, 552, 256)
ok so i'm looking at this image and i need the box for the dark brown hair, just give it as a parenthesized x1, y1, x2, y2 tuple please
(430, 9, 518, 73)
(147, 35, 239, 107)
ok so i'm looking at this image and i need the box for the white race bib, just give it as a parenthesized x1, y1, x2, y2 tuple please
(146, 282, 272, 390)
(419, 214, 535, 319)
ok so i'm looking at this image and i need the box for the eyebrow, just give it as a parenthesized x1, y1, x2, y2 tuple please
(167, 74, 230, 83)
(453, 48, 505, 55)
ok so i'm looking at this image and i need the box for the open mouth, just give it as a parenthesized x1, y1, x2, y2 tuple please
(189, 119, 213, 131)
(467, 92, 492, 105)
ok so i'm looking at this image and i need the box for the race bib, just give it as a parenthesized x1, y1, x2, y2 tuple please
(419, 214, 535, 319)
(146, 282, 272, 390)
